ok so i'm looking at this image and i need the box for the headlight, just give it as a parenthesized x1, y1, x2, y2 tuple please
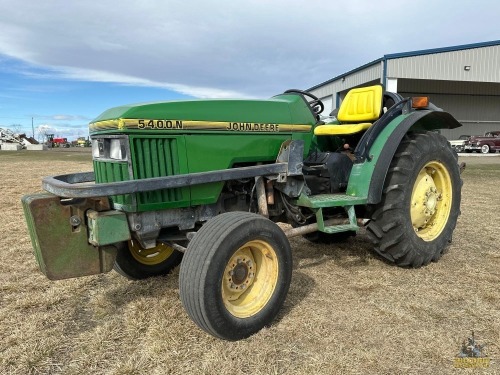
(92, 139, 100, 158)
(91, 137, 128, 161)
(109, 139, 124, 160)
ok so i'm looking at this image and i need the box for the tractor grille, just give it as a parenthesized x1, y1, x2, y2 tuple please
(93, 160, 133, 207)
(130, 137, 186, 209)
(93, 136, 187, 211)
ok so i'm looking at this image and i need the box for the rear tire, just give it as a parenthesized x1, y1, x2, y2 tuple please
(114, 240, 183, 280)
(179, 212, 292, 340)
(367, 131, 461, 267)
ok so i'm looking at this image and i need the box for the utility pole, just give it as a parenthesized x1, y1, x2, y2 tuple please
(32, 117, 34, 138)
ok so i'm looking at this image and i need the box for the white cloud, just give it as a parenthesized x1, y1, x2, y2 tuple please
(33, 114, 91, 121)
(0, 1, 499, 97)
(36, 123, 88, 139)
(55, 66, 252, 98)
(36, 124, 56, 134)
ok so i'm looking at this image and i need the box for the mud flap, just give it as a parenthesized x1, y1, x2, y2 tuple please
(22, 193, 118, 280)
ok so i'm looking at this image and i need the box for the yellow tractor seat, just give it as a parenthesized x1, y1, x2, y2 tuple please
(314, 85, 383, 136)
(314, 123, 372, 136)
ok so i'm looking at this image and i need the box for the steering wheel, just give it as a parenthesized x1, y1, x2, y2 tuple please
(284, 89, 325, 115)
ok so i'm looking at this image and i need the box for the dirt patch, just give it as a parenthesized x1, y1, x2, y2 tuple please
(1, 157, 498, 374)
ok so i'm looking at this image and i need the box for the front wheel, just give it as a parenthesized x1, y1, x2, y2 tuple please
(367, 131, 462, 267)
(114, 240, 183, 280)
(179, 212, 292, 340)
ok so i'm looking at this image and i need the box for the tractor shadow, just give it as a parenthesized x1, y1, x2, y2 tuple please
(274, 269, 315, 322)
(102, 269, 181, 309)
(97, 231, 393, 330)
(289, 229, 376, 271)
(275, 230, 381, 322)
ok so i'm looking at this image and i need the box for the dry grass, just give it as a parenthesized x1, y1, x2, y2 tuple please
(1, 150, 499, 374)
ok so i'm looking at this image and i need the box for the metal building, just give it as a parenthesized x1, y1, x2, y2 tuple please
(308, 40, 500, 140)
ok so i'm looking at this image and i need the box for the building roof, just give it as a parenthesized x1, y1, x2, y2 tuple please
(308, 40, 500, 91)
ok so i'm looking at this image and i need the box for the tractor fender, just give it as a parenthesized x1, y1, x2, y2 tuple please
(347, 110, 461, 204)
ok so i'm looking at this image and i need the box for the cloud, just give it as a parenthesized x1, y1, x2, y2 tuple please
(0, 1, 499, 98)
(36, 122, 89, 139)
(32, 114, 91, 121)
(36, 124, 56, 134)
(53, 67, 253, 98)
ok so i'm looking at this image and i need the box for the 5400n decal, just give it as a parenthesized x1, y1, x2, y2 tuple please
(138, 119, 183, 129)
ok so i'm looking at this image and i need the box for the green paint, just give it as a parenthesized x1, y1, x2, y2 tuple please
(21, 194, 116, 280)
(346, 114, 409, 198)
(91, 93, 316, 212)
(295, 193, 367, 208)
(295, 195, 361, 234)
(87, 210, 131, 246)
(91, 94, 316, 129)
(185, 134, 292, 206)
(129, 135, 190, 211)
(93, 160, 134, 208)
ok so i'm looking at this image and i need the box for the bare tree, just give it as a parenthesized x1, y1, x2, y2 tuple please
(36, 125, 55, 144)
(11, 124, 22, 135)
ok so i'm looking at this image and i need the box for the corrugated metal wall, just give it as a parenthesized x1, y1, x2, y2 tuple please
(308, 43, 500, 140)
(387, 45, 500, 82)
(398, 78, 500, 95)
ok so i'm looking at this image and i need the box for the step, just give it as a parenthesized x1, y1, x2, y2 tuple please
(296, 193, 367, 208)
(322, 224, 359, 234)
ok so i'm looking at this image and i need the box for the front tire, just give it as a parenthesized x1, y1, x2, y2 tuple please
(367, 131, 461, 267)
(114, 240, 183, 280)
(179, 212, 292, 340)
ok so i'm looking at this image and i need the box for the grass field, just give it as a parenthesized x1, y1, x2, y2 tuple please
(0, 150, 499, 374)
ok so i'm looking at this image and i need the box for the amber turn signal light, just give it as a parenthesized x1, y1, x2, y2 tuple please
(411, 97, 429, 108)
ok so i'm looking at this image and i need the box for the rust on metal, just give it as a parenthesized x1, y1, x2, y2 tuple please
(22, 194, 117, 280)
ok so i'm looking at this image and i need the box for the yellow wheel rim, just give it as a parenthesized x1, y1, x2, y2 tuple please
(128, 240, 175, 266)
(222, 240, 279, 318)
(410, 161, 453, 241)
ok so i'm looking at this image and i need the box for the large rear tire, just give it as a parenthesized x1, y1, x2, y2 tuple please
(114, 240, 183, 280)
(367, 131, 461, 267)
(179, 212, 292, 340)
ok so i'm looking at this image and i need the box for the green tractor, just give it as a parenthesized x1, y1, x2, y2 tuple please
(22, 85, 462, 340)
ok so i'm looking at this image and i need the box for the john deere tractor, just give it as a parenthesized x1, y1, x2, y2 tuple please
(22, 85, 462, 340)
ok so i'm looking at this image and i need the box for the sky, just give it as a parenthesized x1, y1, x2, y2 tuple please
(0, 0, 499, 141)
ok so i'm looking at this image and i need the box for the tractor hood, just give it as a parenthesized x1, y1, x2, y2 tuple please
(89, 94, 317, 134)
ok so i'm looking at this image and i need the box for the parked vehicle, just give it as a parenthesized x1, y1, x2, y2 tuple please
(448, 135, 470, 152)
(22, 85, 463, 340)
(76, 136, 91, 147)
(464, 131, 500, 153)
(47, 134, 70, 148)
